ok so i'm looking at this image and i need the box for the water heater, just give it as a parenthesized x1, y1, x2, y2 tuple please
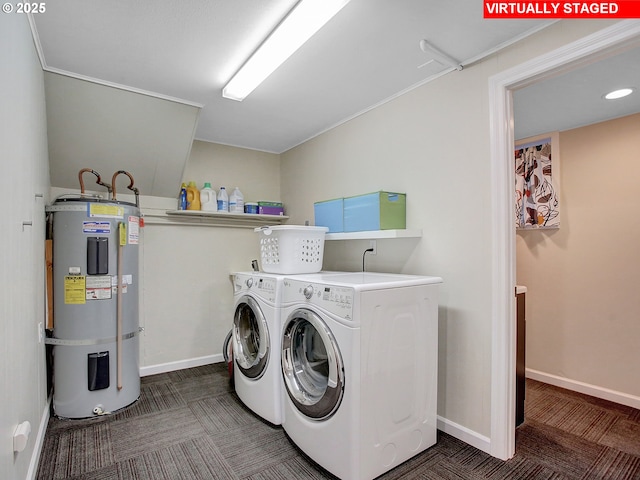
(47, 172, 141, 418)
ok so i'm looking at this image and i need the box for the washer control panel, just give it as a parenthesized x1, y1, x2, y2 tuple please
(233, 274, 278, 303)
(283, 279, 354, 320)
(303, 285, 314, 299)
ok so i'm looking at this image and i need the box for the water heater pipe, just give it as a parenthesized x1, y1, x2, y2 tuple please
(111, 170, 139, 207)
(78, 168, 112, 196)
(117, 222, 124, 390)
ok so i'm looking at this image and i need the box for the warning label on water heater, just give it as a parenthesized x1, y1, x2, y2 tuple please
(64, 276, 86, 304)
(86, 276, 112, 300)
(88, 204, 124, 219)
(128, 216, 139, 244)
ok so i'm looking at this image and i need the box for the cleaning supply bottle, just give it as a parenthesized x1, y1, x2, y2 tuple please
(229, 187, 244, 213)
(200, 182, 217, 211)
(186, 181, 201, 210)
(177, 183, 187, 210)
(217, 186, 229, 212)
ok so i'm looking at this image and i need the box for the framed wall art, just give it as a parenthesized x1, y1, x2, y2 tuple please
(515, 132, 560, 229)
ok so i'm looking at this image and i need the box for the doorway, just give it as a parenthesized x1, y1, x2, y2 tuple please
(488, 21, 640, 461)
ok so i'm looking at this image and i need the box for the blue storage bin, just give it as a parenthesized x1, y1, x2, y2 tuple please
(314, 198, 344, 233)
(343, 191, 406, 232)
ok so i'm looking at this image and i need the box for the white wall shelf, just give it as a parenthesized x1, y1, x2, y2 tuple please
(325, 229, 422, 240)
(141, 209, 289, 228)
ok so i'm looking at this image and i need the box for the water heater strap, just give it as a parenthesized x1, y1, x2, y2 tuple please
(44, 329, 141, 346)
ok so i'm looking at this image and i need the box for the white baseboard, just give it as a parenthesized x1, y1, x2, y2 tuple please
(139, 354, 224, 377)
(437, 416, 491, 455)
(526, 368, 640, 410)
(27, 396, 51, 480)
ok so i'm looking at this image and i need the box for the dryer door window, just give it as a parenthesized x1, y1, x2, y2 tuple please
(281, 308, 344, 420)
(233, 296, 270, 379)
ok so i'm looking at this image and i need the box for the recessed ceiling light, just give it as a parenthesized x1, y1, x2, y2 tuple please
(604, 88, 634, 100)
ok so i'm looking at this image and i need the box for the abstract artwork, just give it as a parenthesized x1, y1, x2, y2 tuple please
(515, 133, 560, 229)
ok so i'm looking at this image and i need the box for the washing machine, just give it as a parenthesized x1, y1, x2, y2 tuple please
(231, 272, 285, 425)
(280, 272, 442, 480)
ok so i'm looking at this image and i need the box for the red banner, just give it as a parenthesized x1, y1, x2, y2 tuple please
(484, 1, 640, 18)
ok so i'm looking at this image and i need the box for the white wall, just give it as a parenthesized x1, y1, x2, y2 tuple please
(139, 219, 259, 368)
(44, 72, 201, 198)
(280, 20, 619, 443)
(184, 140, 281, 203)
(1, 15, 50, 480)
(133, 141, 281, 370)
(517, 113, 640, 404)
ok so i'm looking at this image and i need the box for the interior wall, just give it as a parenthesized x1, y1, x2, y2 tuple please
(280, 20, 618, 442)
(139, 140, 281, 368)
(44, 72, 201, 198)
(184, 140, 281, 203)
(1, 14, 51, 480)
(517, 113, 640, 400)
(139, 221, 258, 367)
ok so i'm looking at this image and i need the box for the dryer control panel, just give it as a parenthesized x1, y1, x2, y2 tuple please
(283, 279, 354, 320)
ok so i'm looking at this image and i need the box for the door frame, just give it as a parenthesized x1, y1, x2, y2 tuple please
(488, 20, 640, 460)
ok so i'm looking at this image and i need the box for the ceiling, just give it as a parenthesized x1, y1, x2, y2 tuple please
(31, 3, 640, 157)
(513, 43, 640, 140)
(32, 0, 556, 154)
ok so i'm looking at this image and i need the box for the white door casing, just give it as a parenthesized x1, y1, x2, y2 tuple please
(488, 20, 640, 460)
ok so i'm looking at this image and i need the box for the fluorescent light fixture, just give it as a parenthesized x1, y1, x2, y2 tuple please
(222, 0, 350, 101)
(604, 88, 634, 100)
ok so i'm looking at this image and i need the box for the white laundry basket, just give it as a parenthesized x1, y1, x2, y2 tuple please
(255, 225, 329, 274)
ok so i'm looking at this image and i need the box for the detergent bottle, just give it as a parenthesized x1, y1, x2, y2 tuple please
(200, 182, 217, 211)
(217, 186, 229, 212)
(177, 183, 187, 210)
(229, 187, 244, 213)
(186, 181, 201, 210)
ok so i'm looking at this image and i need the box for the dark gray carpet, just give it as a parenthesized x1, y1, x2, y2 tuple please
(36, 364, 640, 479)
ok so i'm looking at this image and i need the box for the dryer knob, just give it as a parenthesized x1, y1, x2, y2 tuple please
(246, 278, 253, 288)
(303, 285, 314, 299)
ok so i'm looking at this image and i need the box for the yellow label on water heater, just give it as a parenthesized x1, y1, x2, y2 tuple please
(119, 222, 127, 246)
(88, 204, 124, 219)
(64, 276, 86, 304)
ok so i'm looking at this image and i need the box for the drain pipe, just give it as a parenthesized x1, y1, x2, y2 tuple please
(111, 170, 139, 390)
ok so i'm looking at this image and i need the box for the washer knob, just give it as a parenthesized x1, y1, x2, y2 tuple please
(246, 278, 253, 288)
(303, 285, 314, 299)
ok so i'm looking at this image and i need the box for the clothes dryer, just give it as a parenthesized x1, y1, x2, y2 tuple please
(231, 272, 285, 425)
(280, 272, 442, 480)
